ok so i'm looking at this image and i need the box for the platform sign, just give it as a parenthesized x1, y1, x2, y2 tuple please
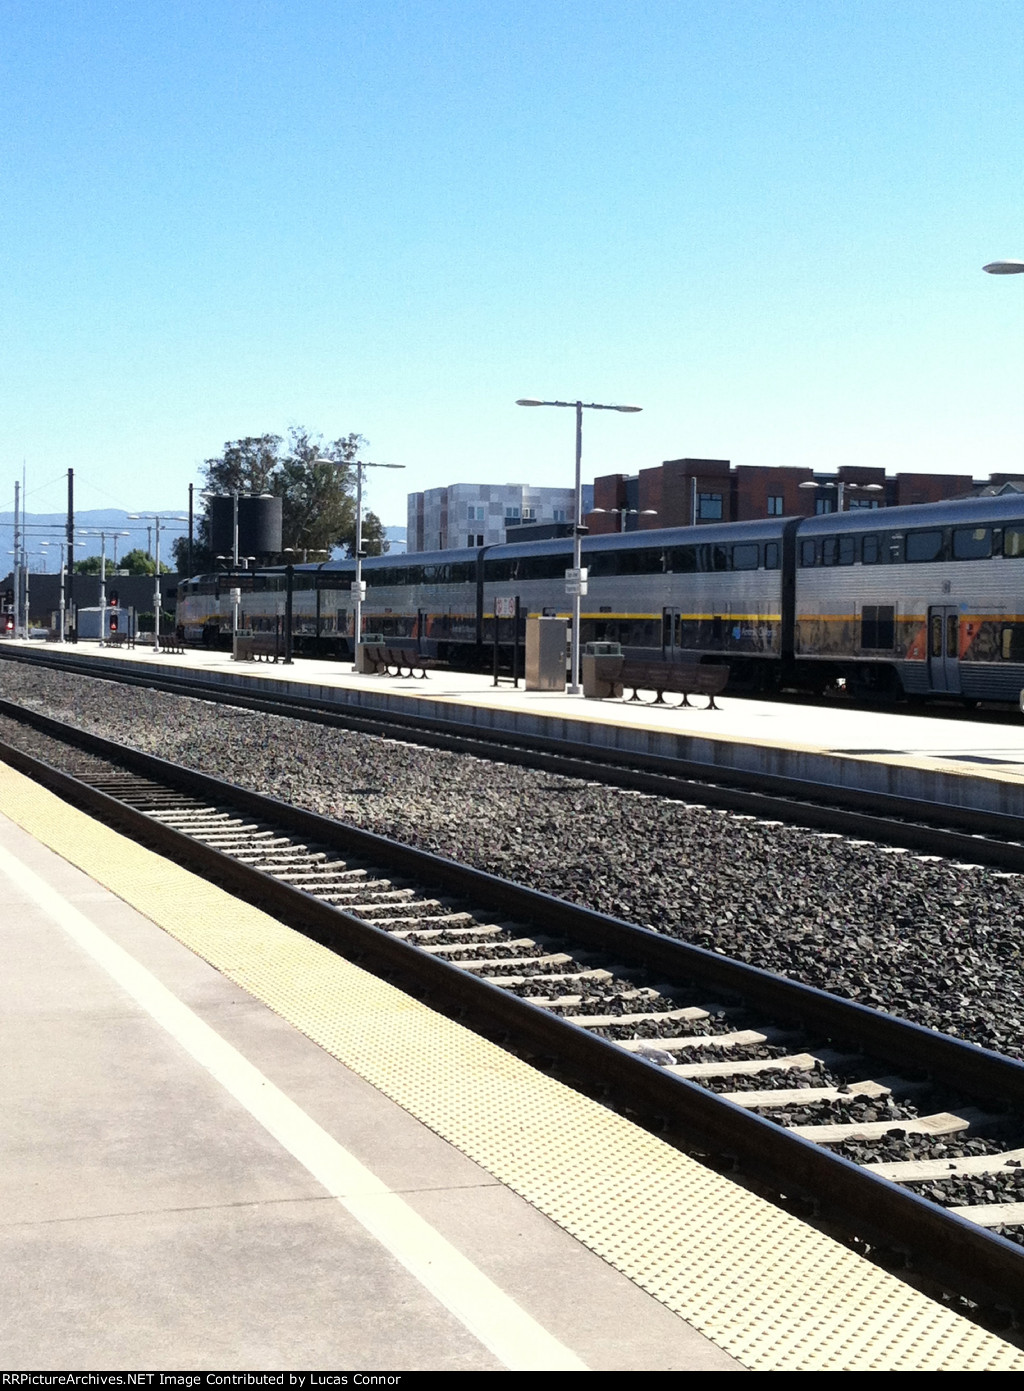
(565, 567, 588, 597)
(495, 596, 516, 618)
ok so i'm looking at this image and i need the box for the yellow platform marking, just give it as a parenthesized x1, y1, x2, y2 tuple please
(2, 761, 1023, 1371)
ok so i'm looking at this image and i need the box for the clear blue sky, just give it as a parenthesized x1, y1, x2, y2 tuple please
(2, 0, 1022, 531)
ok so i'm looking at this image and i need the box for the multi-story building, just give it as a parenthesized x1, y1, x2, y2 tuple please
(587, 459, 985, 533)
(407, 483, 593, 553)
(411, 463, 1022, 549)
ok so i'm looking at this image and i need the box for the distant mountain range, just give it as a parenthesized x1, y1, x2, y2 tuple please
(0, 510, 407, 572)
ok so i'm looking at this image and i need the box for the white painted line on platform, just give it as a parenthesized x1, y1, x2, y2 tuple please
(0, 845, 588, 1372)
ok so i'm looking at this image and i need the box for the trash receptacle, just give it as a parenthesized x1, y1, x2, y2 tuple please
(582, 642, 624, 698)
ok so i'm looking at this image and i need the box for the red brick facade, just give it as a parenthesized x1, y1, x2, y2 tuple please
(587, 459, 989, 531)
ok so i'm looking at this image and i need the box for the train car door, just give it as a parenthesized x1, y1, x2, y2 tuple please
(928, 606, 961, 694)
(662, 608, 681, 657)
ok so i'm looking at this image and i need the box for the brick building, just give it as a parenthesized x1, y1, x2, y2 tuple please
(586, 459, 981, 534)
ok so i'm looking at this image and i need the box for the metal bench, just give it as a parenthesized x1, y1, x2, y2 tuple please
(620, 660, 728, 709)
(233, 634, 282, 663)
(364, 644, 440, 679)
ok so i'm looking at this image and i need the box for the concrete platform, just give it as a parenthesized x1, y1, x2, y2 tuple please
(4, 639, 1024, 819)
(0, 805, 737, 1372)
(3, 759, 1024, 1371)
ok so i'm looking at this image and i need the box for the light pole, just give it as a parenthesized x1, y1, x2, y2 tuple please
(313, 457, 405, 666)
(590, 507, 658, 533)
(79, 530, 129, 639)
(799, 479, 883, 513)
(39, 541, 67, 642)
(516, 398, 642, 694)
(128, 514, 187, 654)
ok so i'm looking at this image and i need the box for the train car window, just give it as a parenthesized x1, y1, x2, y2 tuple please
(484, 558, 516, 582)
(592, 547, 663, 577)
(589, 549, 622, 578)
(1002, 626, 1024, 660)
(520, 553, 569, 581)
(822, 536, 855, 566)
(952, 526, 992, 560)
(1003, 527, 1024, 559)
(861, 535, 883, 564)
(667, 546, 698, 573)
(731, 542, 759, 570)
(861, 605, 895, 650)
(905, 529, 944, 563)
(764, 541, 781, 570)
(367, 564, 400, 587)
(702, 544, 730, 572)
(628, 547, 665, 575)
(449, 561, 475, 583)
(799, 539, 819, 567)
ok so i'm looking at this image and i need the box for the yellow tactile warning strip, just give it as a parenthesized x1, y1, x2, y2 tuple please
(2, 762, 1022, 1371)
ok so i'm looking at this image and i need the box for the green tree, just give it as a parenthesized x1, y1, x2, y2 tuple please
(183, 426, 390, 566)
(352, 511, 389, 558)
(201, 433, 286, 497)
(74, 549, 168, 575)
(120, 548, 170, 576)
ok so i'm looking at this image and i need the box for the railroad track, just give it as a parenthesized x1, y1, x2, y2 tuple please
(3, 702, 1024, 1324)
(3, 646, 1024, 869)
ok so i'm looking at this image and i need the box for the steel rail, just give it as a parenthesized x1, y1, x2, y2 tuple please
(3, 709, 1024, 1316)
(2, 646, 1024, 862)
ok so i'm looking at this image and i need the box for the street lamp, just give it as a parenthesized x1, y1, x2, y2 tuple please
(127, 514, 187, 654)
(313, 457, 405, 666)
(798, 479, 883, 513)
(40, 541, 68, 642)
(78, 529, 130, 639)
(516, 398, 642, 694)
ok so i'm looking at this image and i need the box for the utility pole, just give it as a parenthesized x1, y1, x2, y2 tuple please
(13, 480, 21, 639)
(66, 469, 75, 641)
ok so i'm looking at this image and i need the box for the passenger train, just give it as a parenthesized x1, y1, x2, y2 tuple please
(176, 493, 1024, 703)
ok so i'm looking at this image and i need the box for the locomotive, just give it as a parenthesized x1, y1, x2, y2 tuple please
(176, 492, 1024, 703)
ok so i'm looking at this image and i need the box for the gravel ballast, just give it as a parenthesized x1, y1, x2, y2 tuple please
(2, 660, 1023, 1061)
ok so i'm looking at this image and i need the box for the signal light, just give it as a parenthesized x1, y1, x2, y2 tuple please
(109, 590, 119, 608)
(109, 614, 118, 633)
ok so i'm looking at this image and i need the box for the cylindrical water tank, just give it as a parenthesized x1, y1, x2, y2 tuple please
(208, 495, 283, 558)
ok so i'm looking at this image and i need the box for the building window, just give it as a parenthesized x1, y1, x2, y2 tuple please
(468, 533, 484, 547)
(767, 495, 784, 516)
(698, 493, 723, 520)
(505, 506, 521, 520)
(522, 507, 536, 520)
(815, 498, 834, 514)
(848, 497, 881, 510)
(467, 505, 486, 521)
(552, 508, 568, 522)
